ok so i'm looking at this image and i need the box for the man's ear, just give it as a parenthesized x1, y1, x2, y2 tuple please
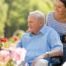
(39, 17, 44, 26)
(39, 21, 44, 27)
(40, 22, 43, 26)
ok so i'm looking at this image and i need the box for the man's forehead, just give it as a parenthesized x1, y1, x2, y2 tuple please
(28, 15, 38, 20)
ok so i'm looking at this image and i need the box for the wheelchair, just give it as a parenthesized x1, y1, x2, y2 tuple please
(51, 35, 66, 66)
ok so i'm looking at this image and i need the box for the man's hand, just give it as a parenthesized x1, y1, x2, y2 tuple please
(32, 53, 49, 66)
(25, 63, 29, 66)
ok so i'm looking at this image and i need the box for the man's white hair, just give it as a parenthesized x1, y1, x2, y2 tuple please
(28, 10, 45, 22)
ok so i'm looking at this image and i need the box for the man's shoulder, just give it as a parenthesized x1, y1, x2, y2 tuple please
(46, 26, 58, 33)
(45, 25, 54, 30)
(46, 26, 60, 38)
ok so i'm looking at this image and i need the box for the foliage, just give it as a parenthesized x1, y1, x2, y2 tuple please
(6, 59, 14, 66)
(0, 0, 54, 38)
(29, 0, 54, 14)
(4, 0, 30, 38)
(0, 0, 8, 36)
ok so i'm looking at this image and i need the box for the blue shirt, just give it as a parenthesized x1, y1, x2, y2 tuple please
(16, 25, 63, 66)
(46, 12, 66, 36)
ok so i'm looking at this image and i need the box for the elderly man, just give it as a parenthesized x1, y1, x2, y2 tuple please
(16, 11, 63, 66)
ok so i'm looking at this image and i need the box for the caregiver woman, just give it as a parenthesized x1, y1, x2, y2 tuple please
(47, 0, 66, 61)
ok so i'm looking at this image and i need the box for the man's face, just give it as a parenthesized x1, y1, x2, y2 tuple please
(28, 16, 43, 34)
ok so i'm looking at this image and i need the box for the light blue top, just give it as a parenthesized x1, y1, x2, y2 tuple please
(46, 12, 66, 36)
(16, 25, 63, 66)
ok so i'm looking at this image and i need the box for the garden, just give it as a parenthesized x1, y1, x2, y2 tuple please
(0, 0, 54, 66)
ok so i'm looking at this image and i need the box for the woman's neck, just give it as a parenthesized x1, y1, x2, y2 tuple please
(54, 12, 66, 23)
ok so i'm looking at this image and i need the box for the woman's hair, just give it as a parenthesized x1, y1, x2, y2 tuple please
(60, 0, 66, 7)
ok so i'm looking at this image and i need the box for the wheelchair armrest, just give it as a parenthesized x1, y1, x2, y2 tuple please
(50, 56, 64, 66)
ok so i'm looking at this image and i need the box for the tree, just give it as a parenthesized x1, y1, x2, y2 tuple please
(0, 0, 8, 37)
(4, 0, 30, 38)
(4, 0, 54, 38)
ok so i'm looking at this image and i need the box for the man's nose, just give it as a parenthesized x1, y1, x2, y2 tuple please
(28, 23, 32, 27)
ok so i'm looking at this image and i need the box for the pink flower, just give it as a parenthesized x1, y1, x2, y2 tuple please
(0, 50, 11, 63)
(11, 51, 20, 61)
(0, 54, 4, 62)
(4, 54, 11, 62)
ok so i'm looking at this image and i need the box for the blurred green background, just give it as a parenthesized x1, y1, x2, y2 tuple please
(0, 0, 54, 38)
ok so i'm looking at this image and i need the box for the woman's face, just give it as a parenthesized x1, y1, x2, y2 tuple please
(54, 0, 66, 15)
